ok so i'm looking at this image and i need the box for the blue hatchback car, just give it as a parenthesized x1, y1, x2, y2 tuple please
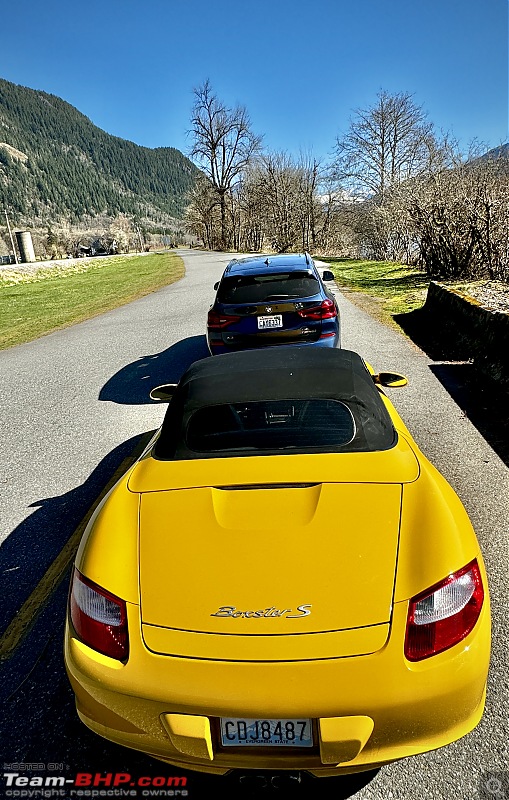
(207, 253, 340, 355)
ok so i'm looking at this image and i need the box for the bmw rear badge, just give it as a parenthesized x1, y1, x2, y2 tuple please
(265, 306, 272, 313)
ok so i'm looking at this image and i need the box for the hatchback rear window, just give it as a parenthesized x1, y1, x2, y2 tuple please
(217, 272, 320, 304)
(186, 399, 355, 453)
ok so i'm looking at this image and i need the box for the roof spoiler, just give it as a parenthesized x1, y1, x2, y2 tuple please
(264, 253, 311, 266)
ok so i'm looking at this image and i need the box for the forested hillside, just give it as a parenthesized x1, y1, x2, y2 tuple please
(0, 78, 200, 229)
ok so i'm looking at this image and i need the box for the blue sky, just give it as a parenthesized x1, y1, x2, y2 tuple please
(0, 0, 507, 163)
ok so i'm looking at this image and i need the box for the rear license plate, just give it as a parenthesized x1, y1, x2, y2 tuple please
(220, 718, 313, 747)
(258, 314, 283, 329)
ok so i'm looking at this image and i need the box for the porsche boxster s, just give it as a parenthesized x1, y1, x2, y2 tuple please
(64, 347, 490, 777)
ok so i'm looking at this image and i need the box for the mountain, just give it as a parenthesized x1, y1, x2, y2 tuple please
(0, 78, 200, 230)
(479, 143, 509, 161)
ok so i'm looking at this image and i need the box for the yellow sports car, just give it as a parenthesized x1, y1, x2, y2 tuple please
(64, 347, 490, 778)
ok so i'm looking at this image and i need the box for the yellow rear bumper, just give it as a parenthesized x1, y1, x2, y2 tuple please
(64, 599, 490, 777)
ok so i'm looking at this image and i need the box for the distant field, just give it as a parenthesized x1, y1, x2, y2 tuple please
(0, 252, 184, 349)
(322, 258, 429, 326)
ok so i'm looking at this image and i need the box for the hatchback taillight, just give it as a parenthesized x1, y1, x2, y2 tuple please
(207, 309, 241, 329)
(298, 299, 337, 320)
(404, 560, 484, 661)
(69, 568, 129, 660)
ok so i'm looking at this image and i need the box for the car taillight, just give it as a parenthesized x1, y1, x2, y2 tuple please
(404, 560, 484, 661)
(207, 309, 241, 329)
(298, 299, 337, 320)
(69, 568, 129, 660)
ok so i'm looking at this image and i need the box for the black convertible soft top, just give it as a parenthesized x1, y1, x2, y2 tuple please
(153, 347, 396, 460)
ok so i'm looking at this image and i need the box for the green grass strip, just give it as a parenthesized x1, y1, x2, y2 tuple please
(322, 257, 429, 324)
(0, 252, 184, 349)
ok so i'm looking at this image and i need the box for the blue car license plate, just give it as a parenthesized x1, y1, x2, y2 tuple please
(258, 315, 283, 329)
(220, 718, 313, 747)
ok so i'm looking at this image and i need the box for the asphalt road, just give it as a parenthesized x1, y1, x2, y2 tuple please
(0, 249, 507, 800)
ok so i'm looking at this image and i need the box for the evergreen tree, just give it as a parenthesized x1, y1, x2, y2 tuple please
(0, 77, 201, 229)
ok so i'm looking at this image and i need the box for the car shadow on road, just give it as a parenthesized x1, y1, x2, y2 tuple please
(394, 309, 509, 467)
(99, 335, 210, 404)
(0, 434, 148, 643)
(218, 768, 380, 798)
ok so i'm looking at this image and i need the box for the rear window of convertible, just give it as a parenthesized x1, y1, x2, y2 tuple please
(186, 399, 356, 453)
(152, 348, 398, 460)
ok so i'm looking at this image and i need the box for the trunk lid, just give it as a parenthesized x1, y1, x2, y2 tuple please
(139, 480, 402, 636)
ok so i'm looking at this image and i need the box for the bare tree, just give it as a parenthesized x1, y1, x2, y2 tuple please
(233, 153, 337, 254)
(107, 214, 136, 253)
(333, 90, 436, 203)
(235, 170, 264, 252)
(190, 80, 262, 250)
(294, 153, 321, 251)
(327, 92, 509, 278)
(183, 177, 221, 249)
(254, 152, 308, 252)
(407, 149, 509, 280)
(297, 154, 351, 253)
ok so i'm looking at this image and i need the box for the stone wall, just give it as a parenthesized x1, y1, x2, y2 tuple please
(422, 282, 509, 388)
